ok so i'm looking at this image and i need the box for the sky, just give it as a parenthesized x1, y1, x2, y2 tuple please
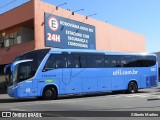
(0, 0, 160, 53)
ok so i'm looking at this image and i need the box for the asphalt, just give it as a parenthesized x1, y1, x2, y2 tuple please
(1, 86, 160, 120)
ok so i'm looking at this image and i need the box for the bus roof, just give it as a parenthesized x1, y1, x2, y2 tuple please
(49, 48, 157, 56)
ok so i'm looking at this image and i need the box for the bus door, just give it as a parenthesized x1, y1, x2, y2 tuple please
(62, 54, 83, 94)
(42, 54, 65, 95)
(63, 68, 83, 94)
(62, 68, 71, 93)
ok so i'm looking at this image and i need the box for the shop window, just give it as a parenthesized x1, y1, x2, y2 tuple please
(0, 26, 34, 48)
(17, 36, 22, 44)
(4, 39, 9, 47)
(0, 35, 3, 48)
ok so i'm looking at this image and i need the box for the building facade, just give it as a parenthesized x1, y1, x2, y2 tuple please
(0, 0, 146, 81)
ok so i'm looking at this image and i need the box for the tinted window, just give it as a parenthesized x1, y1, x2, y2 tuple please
(134, 56, 156, 67)
(67, 55, 80, 68)
(21, 53, 47, 73)
(122, 55, 156, 67)
(85, 54, 104, 68)
(44, 54, 67, 71)
(14, 50, 49, 75)
(104, 55, 121, 67)
(80, 55, 87, 68)
(14, 49, 50, 62)
(43, 53, 156, 70)
(121, 56, 135, 67)
(43, 54, 80, 71)
(17, 61, 33, 82)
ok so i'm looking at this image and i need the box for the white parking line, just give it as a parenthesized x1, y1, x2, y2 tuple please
(11, 109, 26, 111)
(1, 92, 160, 110)
(126, 94, 149, 98)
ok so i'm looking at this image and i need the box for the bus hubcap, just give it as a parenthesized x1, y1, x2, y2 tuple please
(130, 85, 135, 92)
(45, 90, 52, 97)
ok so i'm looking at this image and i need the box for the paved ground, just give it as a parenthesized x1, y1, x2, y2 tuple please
(1, 87, 160, 120)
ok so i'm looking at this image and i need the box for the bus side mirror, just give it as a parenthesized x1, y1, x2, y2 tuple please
(4, 64, 11, 74)
(5, 77, 9, 86)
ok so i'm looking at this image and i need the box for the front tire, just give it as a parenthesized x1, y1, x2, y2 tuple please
(42, 87, 57, 100)
(128, 82, 138, 93)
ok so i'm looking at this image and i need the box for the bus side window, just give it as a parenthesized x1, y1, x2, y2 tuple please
(104, 59, 110, 67)
(80, 55, 87, 68)
(55, 55, 67, 68)
(120, 55, 156, 67)
(111, 55, 121, 67)
(55, 57, 64, 68)
(86, 55, 104, 68)
(94, 55, 104, 68)
(134, 56, 156, 67)
(104, 56, 112, 67)
(67, 55, 80, 68)
(121, 56, 131, 67)
(43, 54, 66, 71)
(121, 59, 127, 67)
(43, 55, 55, 71)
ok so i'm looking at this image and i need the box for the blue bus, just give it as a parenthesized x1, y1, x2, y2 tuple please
(5, 48, 158, 100)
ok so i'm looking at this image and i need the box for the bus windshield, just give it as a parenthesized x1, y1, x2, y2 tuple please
(11, 60, 34, 85)
(7, 49, 51, 85)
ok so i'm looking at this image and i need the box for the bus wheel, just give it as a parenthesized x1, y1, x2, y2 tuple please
(128, 82, 138, 93)
(43, 87, 57, 100)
